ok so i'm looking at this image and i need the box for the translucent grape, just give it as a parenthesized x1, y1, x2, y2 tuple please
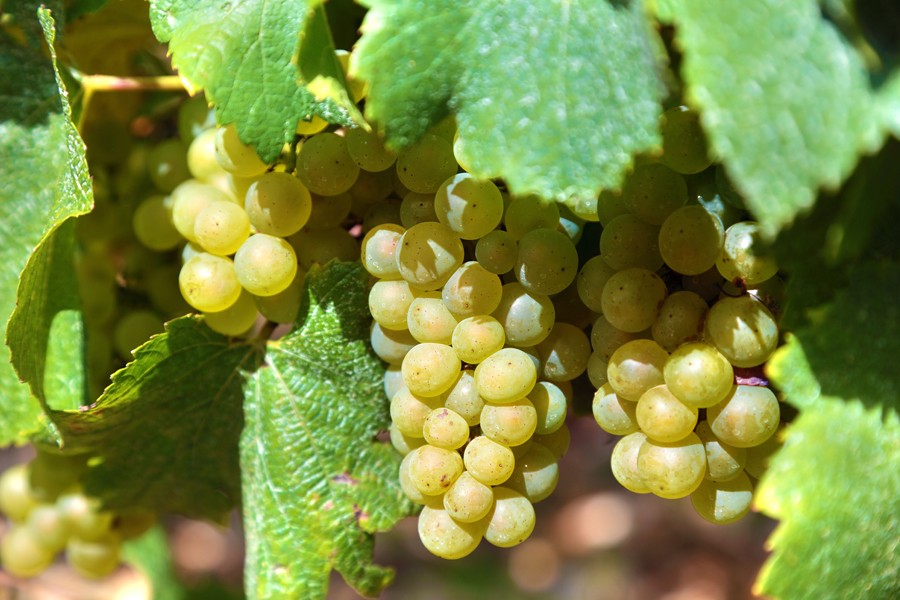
(409, 444, 464, 495)
(601, 268, 667, 333)
(400, 192, 438, 228)
(622, 163, 688, 225)
(244, 172, 312, 237)
(384, 365, 405, 401)
(295, 132, 360, 196)
(504, 443, 559, 503)
(690, 471, 753, 524)
(705, 295, 779, 368)
(0, 526, 55, 577)
(369, 280, 417, 331)
(463, 435, 515, 486)
(592, 383, 639, 436)
(695, 420, 746, 482)
(418, 504, 484, 559)
(113, 310, 164, 357)
(660, 106, 712, 174)
(635, 384, 699, 443)
(491, 282, 555, 347)
(344, 127, 396, 172)
(396, 221, 465, 291)
(444, 471, 494, 523)
(422, 407, 471, 450)
(442, 261, 502, 318)
(391, 423, 426, 456)
(443, 370, 484, 426)
(484, 487, 535, 548)
(717, 221, 778, 285)
(371, 322, 417, 365)
(607, 339, 668, 401)
(0, 464, 38, 522)
(586, 351, 609, 389)
(132, 195, 181, 251)
(659, 205, 725, 275)
(515, 228, 578, 296)
(637, 432, 706, 499)
(597, 189, 629, 226)
(401, 343, 461, 397)
(399, 452, 429, 504)
(179, 253, 242, 312)
(590, 315, 643, 362)
(480, 398, 538, 447)
(664, 342, 734, 408)
(407, 293, 458, 344)
(534, 322, 591, 382)
(390, 387, 443, 437)
(476, 230, 518, 274)
(474, 348, 537, 404)
(187, 127, 224, 183)
(214, 124, 268, 177)
(295, 114, 328, 135)
(234, 234, 298, 296)
(170, 180, 235, 242)
(57, 492, 113, 541)
(530, 381, 568, 435)
(557, 204, 585, 242)
(707, 385, 780, 448)
(610, 432, 650, 494)
(434, 173, 503, 239)
(651, 291, 708, 352)
(395, 133, 458, 194)
(504, 195, 559, 239)
(290, 227, 360, 269)
(66, 534, 122, 579)
(194, 200, 251, 256)
(252, 269, 306, 324)
(25, 503, 69, 552)
(147, 139, 190, 192)
(599, 214, 663, 271)
(451, 315, 506, 364)
(576, 256, 617, 313)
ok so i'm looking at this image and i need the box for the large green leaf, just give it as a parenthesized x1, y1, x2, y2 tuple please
(659, 0, 885, 237)
(241, 262, 413, 600)
(755, 401, 900, 599)
(148, 0, 361, 163)
(353, 0, 666, 209)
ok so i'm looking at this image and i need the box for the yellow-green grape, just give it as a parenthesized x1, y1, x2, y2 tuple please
(576, 256, 616, 314)
(400, 192, 438, 228)
(57, 492, 114, 542)
(504, 195, 559, 239)
(690, 471, 753, 524)
(707, 385, 780, 448)
(406, 292, 458, 344)
(362, 199, 402, 231)
(444, 471, 494, 523)
(635, 384, 699, 443)
(511, 438, 534, 460)
(664, 342, 734, 409)
(177, 94, 215, 142)
(607, 339, 669, 401)
(484, 487, 535, 548)
(705, 295, 779, 368)
(409, 444, 464, 495)
(504, 443, 559, 503)
(132, 195, 181, 251)
(1, 525, 55, 577)
(179, 253, 242, 312)
(428, 114, 457, 141)
(463, 435, 515, 486)
(170, 180, 235, 243)
(384, 364, 404, 400)
(244, 172, 312, 237)
(443, 370, 484, 426)
(295, 132, 360, 196)
(434, 173, 503, 239)
(193, 200, 251, 256)
(599, 214, 663, 271)
(695, 420, 747, 482)
(252, 268, 306, 324)
(592, 383, 639, 436)
(651, 291, 708, 352)
(716, 221, 778, 286)
(442, 261, 502, 318)
(349, 169, 394, 209)
(590, 315, 643, 362)
(515, 228, 579, 296)
(475, 348, 537, 404)
(112, 310, 165, 358)
(534, 322, 591, 382)
(29, 451, 88, 502)
(475, 230, 518, 275)
(610, 432, 650, 493)
(76, 252, 117, 325)
(147, 139, 190, 192)
(0, 464, 39, 521)
(289, 227, 360, 269)
(601, 268, 668, 333)
(66, 533, 121, 579)
(187, 127, 226, 184)
(660, 106, 712, 174)
(233, 234, 298, 296)
(371, 322, 417, 365)
(295, 114, 328, 135)
(305, 192, 352, 230)
(391, 423, 426, 456)
(401, 343, 461, 397)
(451, 316, 506, 364)
(637, 432, 707, 499)
(204, 290, 259, 336)
(744, 425, 785, 479)
(491, 282, 555, 347)
(396, 221, 464, 291)
(25, 503, 70, 552)
(535, 423, 570, 460)
(390, 387, 443, 438)
(480, 398, 538, 447)
(597, 188, 629, 226)
(344, 127, 396, 171)
(112, 511, 157, 541)
(227, 173, 259, 204)
(399, 451, 429, 504)
(622, 163, 688, 225)
(214, 124, 268, 178)
(529, 381, 568, 435)
(586, 350, 609, 389)
(659, 205, 725, 275)
(395, 133, 458, 194)
(422, 407, 471, 450)
(417, 504, 485, 559)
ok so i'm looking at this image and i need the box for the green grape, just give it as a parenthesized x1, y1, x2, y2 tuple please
(384, 364, 405, 400)
(0, 464, 39, 521)
(227, 173, 260, 204)
(57, 492, 113, 542)
(601, 268, 668, 333)
(451, 316, 506, 365)
(344, 127, 396, 171)
(406, 292, 458, 344)
(491, 282, 555, 347)
(305, 192, 352, 230)
(443, 370, 484, 426)
(391, 167, 411, 198)
(534, 424, 570, 460)
(252, 268, 306, 324)
(599, 214, 663, 271)
(113, 310, 164, 357)
(586, 351, 609, 389)
(622, 163, 688, 225)
(744, 425, 784, 479)
(442, 261, 502, 318)
(112, 510, 157, 541)
(607, 339, 669, 401)
(177, 95, 215, 142)
(434, 173, 503, 239)
(187, 127, 226, 184)
(362, 199, 403, 231)
(515, 228, 578, 296)
(204, 290, 259, 336)
(504, 443, 558, 503)
(530, 381, 568, 435)
(418, 504, 485, 559)
(400, 192, 438, 228)
(484, 487, 535, 548)
(25, 503, 70, 552)
(422, 407, 471, 450)
(29, 451, 88, 502)
(659, 205, 725, 275)
(463, 435, 515, 486)
(610, 432, 650, 494)
(390, 387, 443, 437)
(295, 114, 328, 135)
(244, 172, 312, 237)
(66, 533, 121, 579)
(638, 432, 706, 499)
(349, 168, 394, 209)
(682, 266, 726, 304)
(233, 234, 298, 297)
(651, 291, 708, 352)
(475, 230, 518, 275)
(480, 398, 538, 447)
(590, 315, 643, 362)
(409, 444, 464, 495)
(391, 423, 426, 456)
(557, 204, 586, 242)
(660, 106, 712, 174)
(597, 189, 629, 226)
(695, 420, 747, 482)
(635, 384, 699, 443)
(289, 227, 360, 269)
(147, 139, 190, 192)
(504, 195, 559, 239)
(690, 471, 753, 524)
(170, 180, 235, 242)
(76, 251, 117, 325)
(214, 124, 268, 178)
(399, 451, 429, 504)
(567, 195, 600, 222)
(717, 221, 779, 286)
(194, 200, 252, 256)
(396, 221, 464, 291)
(707, 385, 780, 448)
(428, 114, 457, 141)
(534, 322, 591, 382)
(664, 342, 734, 409)
(444, 471, 494, 523)
(401, 343, 461, 397)
(592, 383, 639, 436)
(295, 132, 360, 196)
(475, 348, 537, 404)
(395, 133, 458, 194)
(179, 253, 242, 312)
(1, 525, 55, 577)
(688, 173, 742, 229)
(371, 322, 417, 365)
(705, 295, 779, 368)
(132, 195, 182, 251)
(576, 256, 616, 314)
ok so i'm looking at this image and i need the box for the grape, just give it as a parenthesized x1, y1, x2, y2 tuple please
(344, 127, 396, 172)
(391, 423, 426, 456)
(295, 114, 328, 135)
(597, 189, 629, 226)
(530, 381, 568, 435)
(534, 424, 570, 460)
(390, 387, 443, 438)
(418, 504, 484, 559)
(515, 228, 578, 296)
(57, 492, 113, 541)
(451, 316, 506, 364)
(444, 471, 494, 523)
(682, 266, 726, 303)
(651, 291, 708, 352)
(484, 487, 535, 548)
(234, 234, 298, 297)
(480, 398, 538, 447)
(576, 256, 616, 314)
(395, 221, 465, 291)
(659, 205, 725, 275)
(204, 290, 259, 336)
(361, 199, 402, 231)
(305, 192, 352, 230)
(401, 343, 461, 397)
(474, 348, 537, 404)
(601, 268, 668, 333)
(66, 533, 122, 579)
(504, 195, 559, 239)
(689, 173, 742, 229)
(599, 214, 663, 271)
(294, 132, 360, 196)
(398, 452, 429, 504)
(112, 310, 164, 357)
(717, 221, 779, 285)
(214, 124, 268, 177)
(442, 261, 503, 318)
(194, 200, 252, 256)
(637, 432, 706, 499)
(695, 420, 747, 482)
(147, 139, 190, 192)
(171, 180, 235, 242)
(607, 340, 668, 402)
(422, 407, 471, 450)
(744, 425, 784, 479)
(434, 173, 503, 239)
(592, 383, 639, 436)
(409, 444, 464, 495)
(407, 293, 458, 344)
(399, 192, 437, 228)
(132, 195, 181, 251)
(179, 253, 242, 312)
(29, 451, 88, 501)
(252, 269, 306, 324)
(463, 435, 515, 486)
(664, 342, 734, 408)
(370, 322, 417, 365)
(491, 282, 555, 347)
(384, 365, 405, 400)
(622, 163, 688, 225)
(244, 172, 312, 237)
(395, 133, 458, 194)
(25, 503, 70, 552)
(0, 525, 55, 577)
(635, 384, 699, 443)
(610, 432, 650, 494)
(0, 464, 38, 521)
(476, 230, 518, 275)
(590, 315, 643, 362)
(112, 510, 157, 540)
(178, 94, 215, 142)
(705, 295, 779, 368)
(707, 385, 780, 448)
(534, 322, 591, 382)
(187, 127, 225, 184)
(504, 443, 559, 503)
(690, 471, 753, 524)
(443, 370, 484, 426)
(586, 351, 609, 389)
(290, 227, 360, 269)
(660, 106, 712, 174)
(349, 169, 394, 208)
(557, 204, 586, 242)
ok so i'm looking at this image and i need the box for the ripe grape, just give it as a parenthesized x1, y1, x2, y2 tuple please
(606, 339, 668, 401)
(444, 471, 494, 523)
(395, 134, 458, 194)
(443, 370, 484, 426)
(194, 200, 252, 256)
(530, 381, 568, 435)
(400, 192, 438, 228)
(290, 227, 360, 269)
(370, 322, 417, 365)
(361, 224, 405, 280)
(599, 214, 663, 271)
(705, 295, 779, 368)
(170, 180, 234, 242)
(695, 421, 747, 482)
(601, 268, 668, 333)
(475, 230, 518, 275)
(658, 205, 725, 275)
(622, 163, 688, 225)
(295, 132, 360, 196)
(474, 348, 538, 404)
(0, 525, 55, 577)
(504, 443, 559, 503)
(717, 221, 778, 286)
(451, 315, 506, 364)
(534, 322, 591, 382)
(147, 139, 190, 192)
(0, 464, 38, 522)
(179, 253, 242, 312)
(132, 195, 181, 251)
(651, 291, 708, 352)
(344, 127, 396, 172)
(504, 194, 559, 239)
(252, 269, 306, 324)
(635, 384, 699, 443)
(463, 435, 515, 486)
(418, 503, 484, 559)
(244, 172, 312, 237)
(390, 386, 443, 438)
(637, 432, 706, 499)
(515, 228, 579, 296)
(484, 487, 535, 548)
(66, 534, 122, 579)
(408, 445, 464, 495)
(706, 385, 780, 448)
(492, 282, 555, 347)
(592, 383, 639, 436)
(112, 310, 164, 357)
(214, 124, 268, 178)
(534, 424, 571, 460)
(664, 342, 734, 408)
(406, 293, 458, 344)
(395, 221, 465, 291)
(690, 471, 754, 524)
(369, 280, 418, 331)
(660, 106, 712, 174)
(434, 173, 504, 239)
(576, 256, 617, 314)
(479, 398, 538, 447)
(442, 261, 503, 317)
(25, 504, 69, 552)
(234, 234, 298, 297)
(306, 192, 352, 230)
(422, 407, 471, 450)
(610, 432, 650, 494)
(401, 343, 461, 397)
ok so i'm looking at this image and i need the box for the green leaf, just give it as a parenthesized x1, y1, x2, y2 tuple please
(54, 317, 262, 521)
(241, 261, 413, 600)
(755, 400, 900, 599)
(122, 527, 188, 600)
(148, 0, 361, 163)
(354, 0, 666, 207)
(659, 0, 885, 237)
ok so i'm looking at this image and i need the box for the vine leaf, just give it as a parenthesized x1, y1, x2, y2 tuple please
(148, 0, 362, 163)
(353, 0, 666, 211)
(241, 262, 413, 599)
